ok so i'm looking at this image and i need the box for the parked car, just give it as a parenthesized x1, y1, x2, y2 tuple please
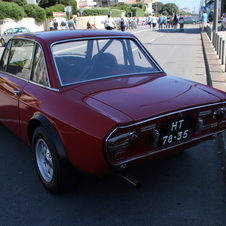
(0, 30, 226, 193)
(0, 27, 30, 47)
(184, 16, 200, 24)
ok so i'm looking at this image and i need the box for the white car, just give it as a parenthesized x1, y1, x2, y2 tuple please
(0, 27, 30, 47)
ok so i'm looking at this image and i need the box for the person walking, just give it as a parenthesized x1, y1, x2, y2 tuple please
(53, 19, 58, 30)
(178, 15, 185, 31)
(147, 14, 152, 29)
(163, 16, 167, 29)
(172, 15, 178, 32)
(158, 15, 164, 30)
(151, 14, 157, 31)
(208, 10, 214, 28)
(68, 16, 76, 30)
(87, 21, 92, 29)
(49, 19, 54, 30)
(119, 12, 128, 32)
(104, 14, 115, 30)
(201, 10, 208, 32)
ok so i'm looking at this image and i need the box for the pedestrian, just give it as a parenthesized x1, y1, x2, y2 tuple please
(119, 12, 127, 32)
(49, 19, 54, 30)
(104, 14, 115, 30)
(178, 15, 185, 31)
(172, 15, 178, 32)
(60, 21, 66, 29)
(208, 10, 214, 28)
(65, 20, 69, 29)
(68, 16, 76, 30)
(53, 19, 58, 30)
(221, 13, 226, 31)
(163, 16, 167, 29)
(201, 10, 208, 32)
(87, 21, 92, 29)
(147, 14, 152, 29)
(167, 15, 171, 28)
(151, 14, 157, 31)
(158, 15, 164, 30)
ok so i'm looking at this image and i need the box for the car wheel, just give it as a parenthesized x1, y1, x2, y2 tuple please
(1, 39, 5, 47)
(33, 125, 76, 193)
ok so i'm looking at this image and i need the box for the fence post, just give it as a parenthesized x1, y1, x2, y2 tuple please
(222, 40, 225, 66)
(219, 37, 222, 59)
(216, 34, 219, 54)
(213, 31, 216, 48)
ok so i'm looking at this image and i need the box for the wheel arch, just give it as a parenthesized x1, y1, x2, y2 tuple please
(28, 113, 70, 164)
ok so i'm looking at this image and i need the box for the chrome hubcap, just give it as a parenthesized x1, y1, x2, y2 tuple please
(36, 138, 53, 182)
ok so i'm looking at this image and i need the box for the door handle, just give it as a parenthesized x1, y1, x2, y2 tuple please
(13, 90, 21, 96)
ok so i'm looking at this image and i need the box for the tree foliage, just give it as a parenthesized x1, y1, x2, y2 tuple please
(2, 0, 27, 7)
(45, 4, 65, 18)
(162, 3, 179, 16)
(39, 0, 77, 14)
(0, 2, 26, 20)
(152, 2, 164, 15)
(111, 2, 131, 16)
(24, 4, 46, 22)
(131, 3, 146, 12)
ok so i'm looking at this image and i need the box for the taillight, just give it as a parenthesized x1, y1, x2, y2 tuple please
(107, 131, 139, 153)
(213, 108, 226, 120)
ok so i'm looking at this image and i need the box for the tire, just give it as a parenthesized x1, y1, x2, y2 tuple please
(1, 39, 5, 47)
(32, 125, 77, 194)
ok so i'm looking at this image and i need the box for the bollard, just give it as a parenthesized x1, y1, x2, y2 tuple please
(213, 31, 216, 49)
(222, 40, 225, 66)
(216, 34, 219, 54)
(219, 37, 222, 59)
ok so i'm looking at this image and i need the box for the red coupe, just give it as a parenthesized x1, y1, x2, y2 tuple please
(0, 30, 226, 193)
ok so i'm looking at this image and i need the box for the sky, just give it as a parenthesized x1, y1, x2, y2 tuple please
(159, 0, 201, 13)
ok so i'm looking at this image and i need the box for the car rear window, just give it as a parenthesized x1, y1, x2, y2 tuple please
(52, 37, 161, 86)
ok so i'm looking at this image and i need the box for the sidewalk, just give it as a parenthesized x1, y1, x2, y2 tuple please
(202, 31, 226, 175)
(202, 32, 226, 90)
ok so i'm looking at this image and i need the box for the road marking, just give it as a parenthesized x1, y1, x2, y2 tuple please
(131, 29, 150, 34)
(149, 39, 155, 42)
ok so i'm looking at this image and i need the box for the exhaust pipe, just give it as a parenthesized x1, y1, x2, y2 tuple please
(119, 171, 142, 189)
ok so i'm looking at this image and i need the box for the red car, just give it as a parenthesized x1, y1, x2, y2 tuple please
(0, 30, 226, 193)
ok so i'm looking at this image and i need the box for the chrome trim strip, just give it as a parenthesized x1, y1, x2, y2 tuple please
(108, 131, 223, 166)
(108, 101, 226, 133)
(104, 101, 226, 165)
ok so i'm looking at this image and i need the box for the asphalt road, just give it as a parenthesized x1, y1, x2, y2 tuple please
(0, 25, 226, 226)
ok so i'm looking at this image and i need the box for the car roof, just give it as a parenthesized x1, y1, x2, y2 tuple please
(12, 30, 136, 46)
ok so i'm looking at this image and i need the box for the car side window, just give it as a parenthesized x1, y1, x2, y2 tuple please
(6, 39, 35, 80)
(0, 40, 11, 71)
(4, 28, 12, 35)
(31, 44, 49, 86)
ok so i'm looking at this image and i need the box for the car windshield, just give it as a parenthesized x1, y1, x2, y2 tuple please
(52, 38, 161, 86)
(12, 27, 30, 33)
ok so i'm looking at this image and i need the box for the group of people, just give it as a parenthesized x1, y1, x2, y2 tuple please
(104, 13, 139, 31)
(147, 14, 185, 32)
(49, 17, 76, 30)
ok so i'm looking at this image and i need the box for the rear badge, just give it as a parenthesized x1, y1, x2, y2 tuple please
(198, 110, 212, 116)
(140, 124, 156, 132)
(202, 122, 218, 130)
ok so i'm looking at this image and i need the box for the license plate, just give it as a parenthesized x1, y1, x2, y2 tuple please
(159, 116, 193, 147)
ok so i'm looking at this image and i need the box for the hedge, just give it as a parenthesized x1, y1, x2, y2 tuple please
(83, 8, 124, 17)
(0, 2, 26, 20)
(24, 4, 46, 22)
